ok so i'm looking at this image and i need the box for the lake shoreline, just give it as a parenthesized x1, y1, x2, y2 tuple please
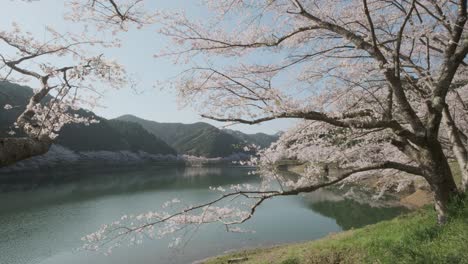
(277, 161, 435, 210)
(0, 163, 255, 193)
(0, 144, 252, 174)
(199, 195, 468, 264)
(0, 166, 410, 264)
(199, 163, 466, 264)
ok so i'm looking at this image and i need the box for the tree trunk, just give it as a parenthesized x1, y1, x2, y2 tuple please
(0, 137, 51, 168)
(430, 177, 457, 225)
(461, 166, 468, 193)
(442, 107, 468, 192)
(419, 140, 458, 224)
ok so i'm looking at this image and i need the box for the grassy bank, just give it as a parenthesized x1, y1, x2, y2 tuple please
(204, 163, 467, 264)
(204, 195, 468, 264)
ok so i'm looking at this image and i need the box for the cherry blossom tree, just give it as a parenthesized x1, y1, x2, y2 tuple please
(156, 0, 467, 222)
(82, 0, 468, 251)
(0, 0, 154, 166)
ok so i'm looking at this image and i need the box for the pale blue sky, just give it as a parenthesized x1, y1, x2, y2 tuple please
(0, 0, 296, 134)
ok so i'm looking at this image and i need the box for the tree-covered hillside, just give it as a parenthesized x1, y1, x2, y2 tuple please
(108, 120, 175, 155)
(116, 115, 247, 157)
(0, 82, 176, 155)
(1, 82, 277, 158)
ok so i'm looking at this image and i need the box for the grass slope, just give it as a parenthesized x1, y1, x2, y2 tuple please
(205, 165, 467, 264)
(204, 196, 468, 264)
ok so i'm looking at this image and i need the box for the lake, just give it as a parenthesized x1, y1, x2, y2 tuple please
(0, 166, 406, 264)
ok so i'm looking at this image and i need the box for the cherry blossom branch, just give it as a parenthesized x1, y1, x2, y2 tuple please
(0, 17, 129, 166)
(83, 160, 422, 251)
(414, 0, 452, 34)
(362, 0, 381, 54)
(394, 0, 416, 78)
(67, 0, 155, 30)
(202, 110, 420, 143)
(0, 137, 52, 167)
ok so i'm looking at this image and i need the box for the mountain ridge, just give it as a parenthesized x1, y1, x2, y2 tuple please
(115, 114, 279, 157)
(117, 115, 242, 158)
(1, 82, 278, 159)
(0, 82, 176, 155)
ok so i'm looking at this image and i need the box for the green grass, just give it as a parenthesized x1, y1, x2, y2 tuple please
(203, 195, 468, 264)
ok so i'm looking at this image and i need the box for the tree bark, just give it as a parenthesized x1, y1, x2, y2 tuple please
(430, 176, 457, 225)
(442, 106, 468, 192)
(419, 140, 459, 224)
(0, 137, 51, 168)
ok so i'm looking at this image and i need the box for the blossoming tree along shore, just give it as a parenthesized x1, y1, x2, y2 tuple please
(82, 0, 468, 251)
(159, 0, 467, 222)
(0, 0, 154, 167)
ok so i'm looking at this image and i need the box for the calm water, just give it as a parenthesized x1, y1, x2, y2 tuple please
(0, 166, 405, 264)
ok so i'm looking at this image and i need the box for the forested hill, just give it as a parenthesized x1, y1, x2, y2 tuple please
(0, 81, 176, 155)
(117, 115, 245, 158)
(0, 81, 278, 158)
(116, 115, 276, 158)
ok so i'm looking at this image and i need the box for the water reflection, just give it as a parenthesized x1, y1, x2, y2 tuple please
(0, 165, 251, 191)
(302, 190, 408, 230)
(0, 166, 407, 264)
(180, 167, 223, 178)
(0, 166, 255, 210)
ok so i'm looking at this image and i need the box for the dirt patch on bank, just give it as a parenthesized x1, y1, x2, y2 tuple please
(400, 189, 433, 208)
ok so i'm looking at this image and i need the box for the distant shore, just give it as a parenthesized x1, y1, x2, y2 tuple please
(0, 144, 251, 174)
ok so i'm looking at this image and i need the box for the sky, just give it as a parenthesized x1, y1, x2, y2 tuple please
(0, 0, 296, 134)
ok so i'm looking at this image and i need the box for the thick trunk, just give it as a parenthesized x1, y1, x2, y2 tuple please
(461, 166, 468, 193)
(430, 177, 457, 224)
(419, 140, 458, 224)
(442, 106, 468, 192)
(0, 137, 51, 167)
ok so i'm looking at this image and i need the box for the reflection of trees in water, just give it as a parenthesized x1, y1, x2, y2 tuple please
(304, 197, 408, 230)
(0, 166, 258, 212)
(181, 167, 222, 178)
(0, 166, 254, 190)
